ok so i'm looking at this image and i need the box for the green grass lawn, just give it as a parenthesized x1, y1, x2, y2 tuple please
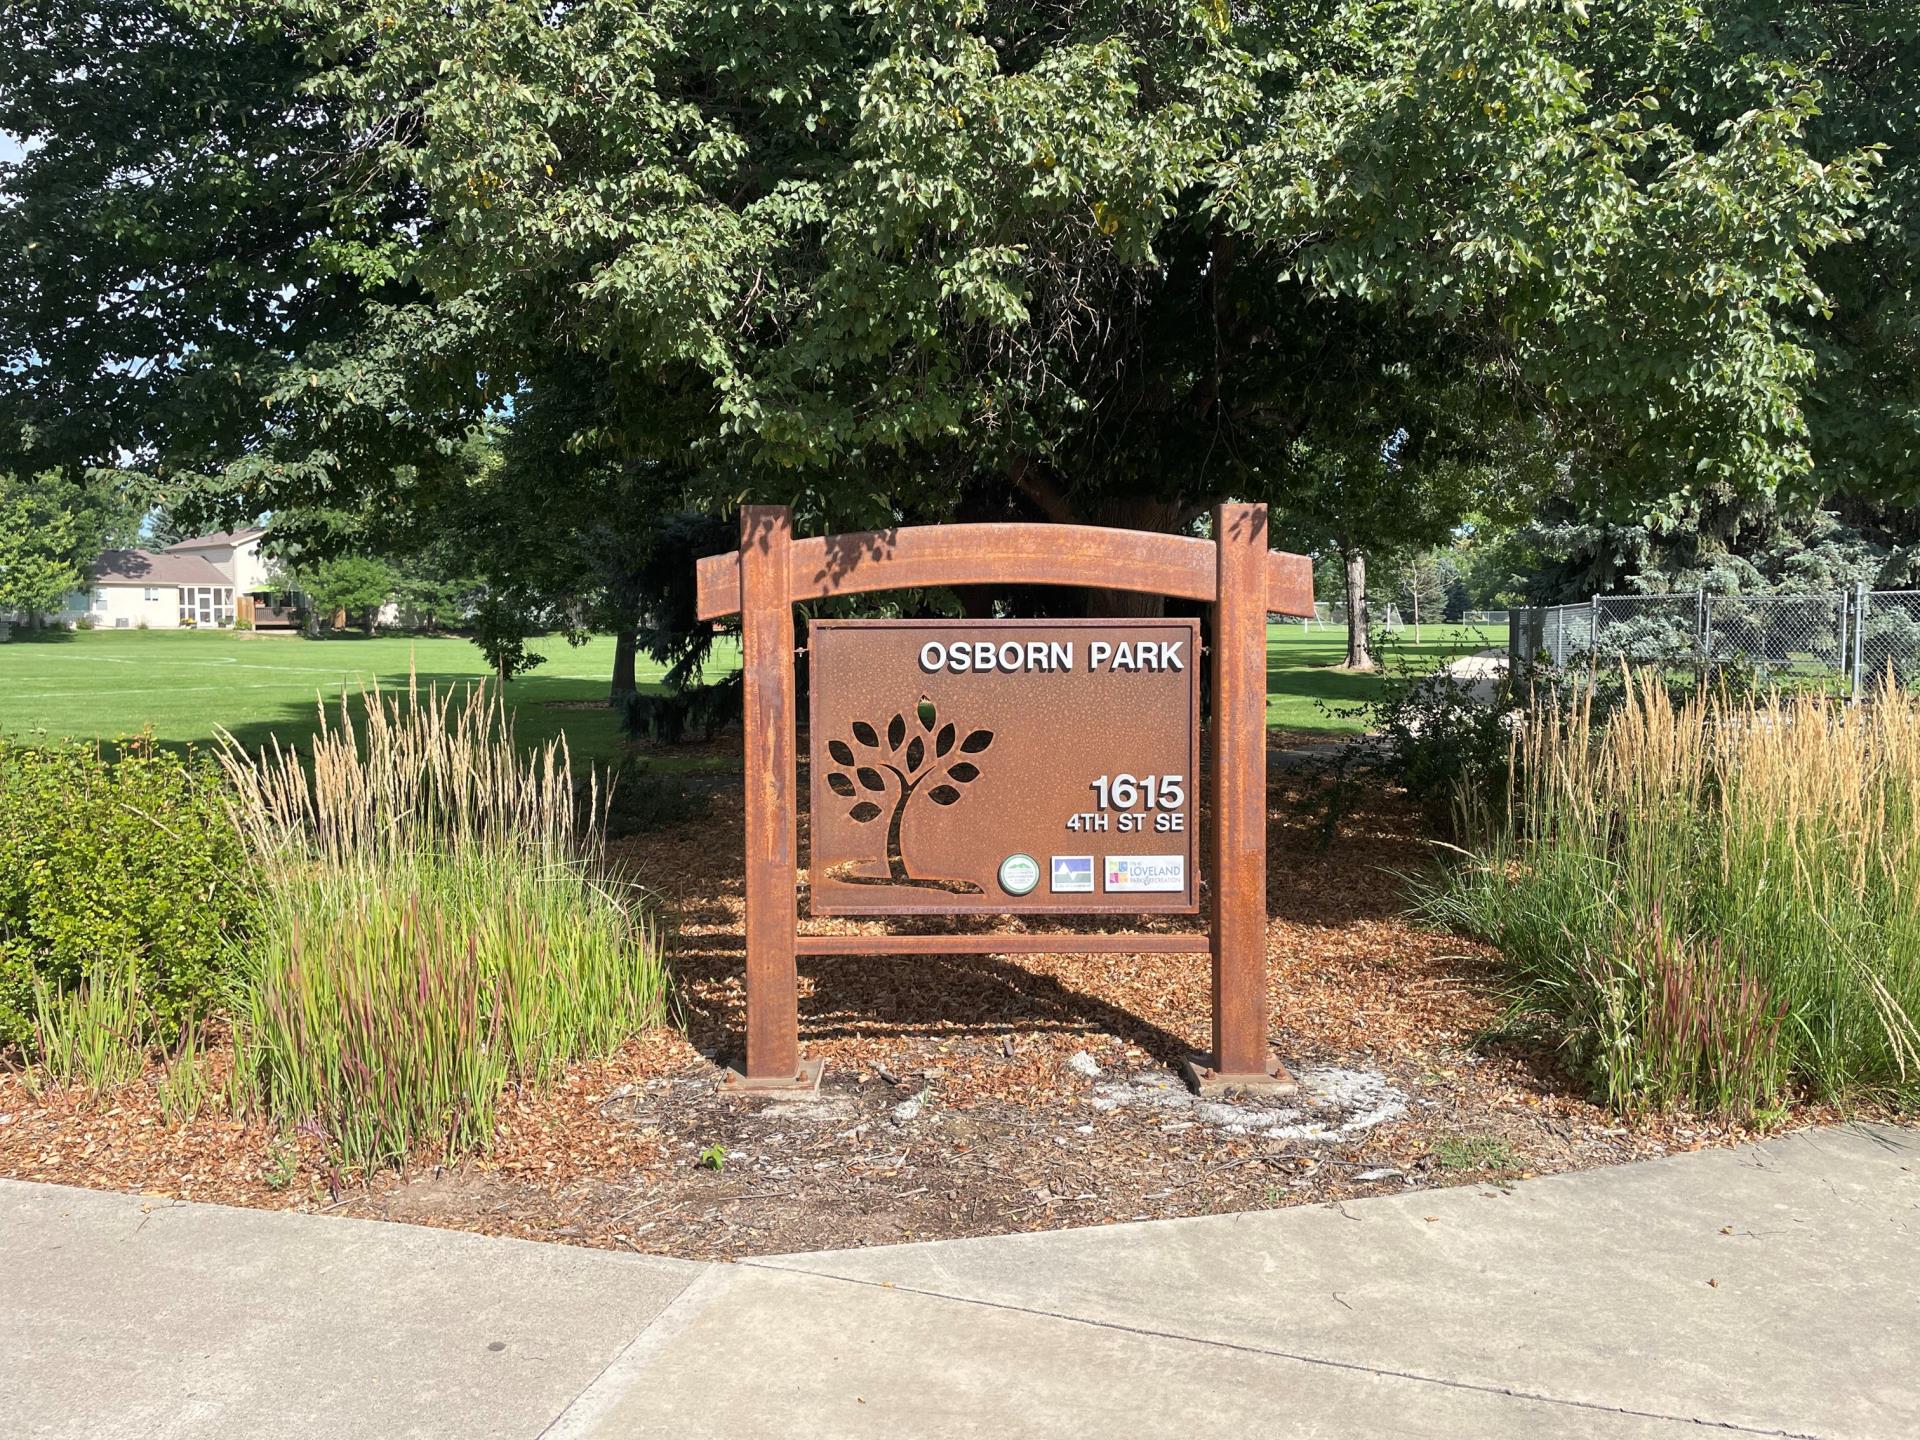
(1265, 621, 1507, 733)
(0, 629, 739, 766)
(0, 621, 1504, 760)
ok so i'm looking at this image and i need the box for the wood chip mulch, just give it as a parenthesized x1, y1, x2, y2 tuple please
(0, 757, 1840, 1260)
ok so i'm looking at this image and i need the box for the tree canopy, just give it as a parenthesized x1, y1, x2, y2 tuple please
(0, 1, 1904, 651)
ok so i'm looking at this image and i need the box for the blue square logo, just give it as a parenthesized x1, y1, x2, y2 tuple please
(1050, 855, 1094, 893)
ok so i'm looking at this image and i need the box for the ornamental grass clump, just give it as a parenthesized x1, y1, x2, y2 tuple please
(219, 683, 666, 1172)
(1429, 673, 1920, 1119)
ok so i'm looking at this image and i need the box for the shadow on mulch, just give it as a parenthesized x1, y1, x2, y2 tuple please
(669, 939, 1199, 1071)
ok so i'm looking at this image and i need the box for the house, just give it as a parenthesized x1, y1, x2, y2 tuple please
(161, 527, 303, 628)
(47, 526, 304, 631)
(76, 548, 239, 629)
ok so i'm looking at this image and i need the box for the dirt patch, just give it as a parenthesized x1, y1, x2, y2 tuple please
(0, 775, 1815, 1259)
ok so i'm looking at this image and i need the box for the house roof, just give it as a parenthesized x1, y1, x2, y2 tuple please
(88, 549, 234, 588)
(165, 527, 265, 551)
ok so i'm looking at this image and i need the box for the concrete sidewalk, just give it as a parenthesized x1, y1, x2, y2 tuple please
(3, 1125, 1914, 1439)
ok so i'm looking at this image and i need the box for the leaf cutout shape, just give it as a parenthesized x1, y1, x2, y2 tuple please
(917, 698, 936, 730)
(904, 736, 924, 772)
(826, 773, 856, 797)
(927, 785, 961, 806)
(935, 723, 956, 757)
(959, 729, 994, 753)
(856, 767, 886, 792)
(887, 713, 905, 750)
(948, 762, 979, 784)
(828, 739, 855, 765)
(851, 721, 879, 748)
(849, 801, 882, 823)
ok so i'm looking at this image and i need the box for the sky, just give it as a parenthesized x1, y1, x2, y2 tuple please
(1, 132, 23, 165)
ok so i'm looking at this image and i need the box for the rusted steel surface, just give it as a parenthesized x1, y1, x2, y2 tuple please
(738, 507, 802, 1082)
(1208, 503, 1278, 1081)
(807, 619, 1200, 917)
(696, 522, 1314, 621)
(1265, 548, 1314, 621)
(795, 933, 1211, 956)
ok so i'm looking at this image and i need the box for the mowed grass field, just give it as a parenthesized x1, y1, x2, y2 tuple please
(0, 622, 1504, 759)
(1264, 621, 1506, 733)
(0, 630, 718, 765)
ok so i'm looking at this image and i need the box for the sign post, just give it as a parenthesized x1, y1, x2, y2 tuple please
(698, 505, 1312, 1094)
(1200, 503, 1286, 1090)
(735, 506, 811, 1088)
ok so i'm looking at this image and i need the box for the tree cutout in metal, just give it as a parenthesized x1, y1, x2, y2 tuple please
(824, 694, 993, 890)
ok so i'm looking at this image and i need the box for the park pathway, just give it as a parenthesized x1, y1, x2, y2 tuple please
(2, 1123, 1914, 1438)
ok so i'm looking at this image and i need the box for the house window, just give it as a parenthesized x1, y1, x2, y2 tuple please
(144, 586, 161, 602)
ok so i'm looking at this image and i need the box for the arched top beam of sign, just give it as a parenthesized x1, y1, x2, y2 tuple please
(696, 521, 1315, 622)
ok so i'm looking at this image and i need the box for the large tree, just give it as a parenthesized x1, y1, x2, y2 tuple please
(0, 473, 81, 625)
(0, 0, 1889, 660)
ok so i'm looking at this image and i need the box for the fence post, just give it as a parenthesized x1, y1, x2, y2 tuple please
(1835, 588, 1848, 696)
(1852, 583, 1869, 702)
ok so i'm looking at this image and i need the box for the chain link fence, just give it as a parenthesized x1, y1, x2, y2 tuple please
(1514, 589, 1920, 700)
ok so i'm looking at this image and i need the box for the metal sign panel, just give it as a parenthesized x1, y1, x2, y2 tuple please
(808, 619, 1200, 916)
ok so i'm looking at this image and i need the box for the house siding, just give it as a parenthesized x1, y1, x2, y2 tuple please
(85, 585, 184, 629)
(169, 536, 273, 593)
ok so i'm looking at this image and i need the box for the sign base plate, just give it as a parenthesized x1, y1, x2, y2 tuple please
(1180, 1053, 1297, 1098)
(723, 1057, 827, 1096)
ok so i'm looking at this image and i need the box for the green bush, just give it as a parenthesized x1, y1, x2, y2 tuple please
(0, 738, 254, 1052)
(1366, 660, 1514, 836)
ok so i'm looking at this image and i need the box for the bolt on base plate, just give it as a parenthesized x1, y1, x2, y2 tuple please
(1180, 1053, 1298, 1098)
(722, 1056, 826, 1096)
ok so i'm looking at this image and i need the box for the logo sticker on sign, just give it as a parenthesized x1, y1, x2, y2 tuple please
(1105, 855, 1185, 893)
(1050, 855, 1094, 893)
(997, 853, 1040, 896)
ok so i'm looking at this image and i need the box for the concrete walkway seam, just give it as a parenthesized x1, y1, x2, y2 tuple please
(737, 1258, 1829, 1440)
(539, 1265, 731, 1440)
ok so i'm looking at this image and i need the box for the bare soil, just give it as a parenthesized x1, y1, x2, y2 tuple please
(0, 760, 1807, 1259)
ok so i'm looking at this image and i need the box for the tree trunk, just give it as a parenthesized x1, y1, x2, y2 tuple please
(609, 627, 639, 707)
(1343, 546, 1374, 671)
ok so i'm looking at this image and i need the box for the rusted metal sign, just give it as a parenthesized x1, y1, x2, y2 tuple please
(808, 620, 1199, 916)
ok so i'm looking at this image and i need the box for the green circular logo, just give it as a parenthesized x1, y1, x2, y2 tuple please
(998, 853, 1040, 896)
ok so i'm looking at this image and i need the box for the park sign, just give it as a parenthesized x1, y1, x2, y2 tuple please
(809, 619, 1200, 916)
(695, 506, 1313, 1095)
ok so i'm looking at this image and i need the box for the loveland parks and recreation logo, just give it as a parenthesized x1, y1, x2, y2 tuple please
(1105, 855, 1185, 893)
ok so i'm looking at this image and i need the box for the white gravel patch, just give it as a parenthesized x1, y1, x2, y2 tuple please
(1087, 1065, 1406, 1142)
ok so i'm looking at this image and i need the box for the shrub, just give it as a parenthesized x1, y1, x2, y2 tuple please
(1309, 638, 1514, 844)
(1365, 658, 1514, 836)
(0, 737, 253, 1053)
(1428, 674, 1920, 1118)
(219, 683, 667, 1171)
